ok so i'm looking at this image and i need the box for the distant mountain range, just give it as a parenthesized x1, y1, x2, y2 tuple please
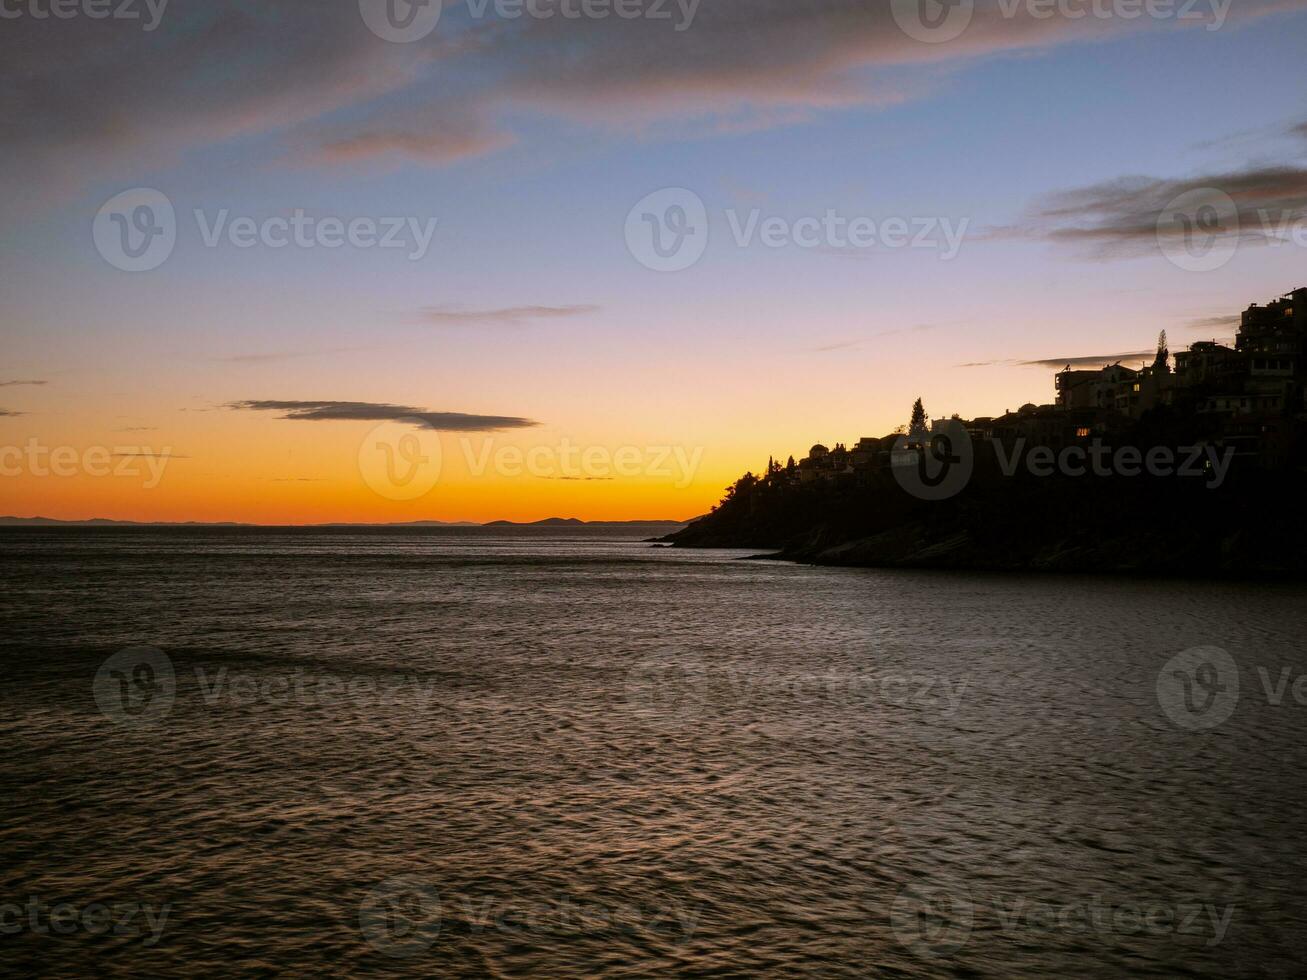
(0, 516, 687, 528)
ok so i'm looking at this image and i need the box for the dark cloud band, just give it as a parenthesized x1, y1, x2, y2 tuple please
(228, 400, 540, 432)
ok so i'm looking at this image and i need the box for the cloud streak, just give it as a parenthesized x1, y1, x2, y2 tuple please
(961, 349, 1154, 368)
(415, 304, 599, 326)
(228, 400, 540, 431)
(1186, 314, 1241, 332)
(993, 118, 1307, 258)
(6, 0, 1303, 197)
(212, 347, 369, 364)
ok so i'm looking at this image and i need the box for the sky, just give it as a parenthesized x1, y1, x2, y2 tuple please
(2, 0, 1306, 523)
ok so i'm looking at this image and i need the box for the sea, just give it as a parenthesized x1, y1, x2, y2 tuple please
(1, 525, 1305, 977)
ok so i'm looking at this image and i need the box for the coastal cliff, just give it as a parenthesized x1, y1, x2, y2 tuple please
(665, 456, 1307, 577)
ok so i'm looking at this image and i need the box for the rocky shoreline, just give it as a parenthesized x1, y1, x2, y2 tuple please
(662, 464, 1307, 579)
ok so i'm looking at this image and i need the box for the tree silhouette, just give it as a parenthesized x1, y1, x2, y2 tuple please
(1153, 330, 1170, 373)
(908, 398, 929, 443)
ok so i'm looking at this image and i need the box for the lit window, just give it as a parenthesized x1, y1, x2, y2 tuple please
(1076, 427, 1090, 438)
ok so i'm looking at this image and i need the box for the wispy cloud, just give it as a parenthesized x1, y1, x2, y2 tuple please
(809, 323, 936, 353)
(0, 409, 23, 417)
(211, 346, 368, 365)
(112, 451, 190, 459)
(992, 119, 1307, 258)
(228, 400, 540, 432)
(1186, 314, 1241, 332)
(1022, 350, 1155, 369)
(9, 0, 1303, 199)
(961, 349, 1154, 369)
(415, 305, 599, 326)
(0, 380, 46, 387)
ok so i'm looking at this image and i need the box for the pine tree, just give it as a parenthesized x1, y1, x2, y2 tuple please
(1153, 330, 1170, 373)
(908, 398, 929, 443)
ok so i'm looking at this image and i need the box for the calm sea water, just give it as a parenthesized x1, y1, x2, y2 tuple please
(1, 526, 1306, 977)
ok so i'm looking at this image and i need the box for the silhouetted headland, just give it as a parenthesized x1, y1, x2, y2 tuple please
(666, 287, 1307, 578)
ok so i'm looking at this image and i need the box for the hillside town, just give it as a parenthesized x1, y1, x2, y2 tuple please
(777, 287, 1307, 484)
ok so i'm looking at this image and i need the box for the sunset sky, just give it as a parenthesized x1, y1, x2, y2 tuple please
(3, 0, 1307, 523)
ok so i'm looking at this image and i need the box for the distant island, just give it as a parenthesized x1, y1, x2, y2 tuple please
(665, 286, 1307, 578)
(0, 516, 688, 529)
